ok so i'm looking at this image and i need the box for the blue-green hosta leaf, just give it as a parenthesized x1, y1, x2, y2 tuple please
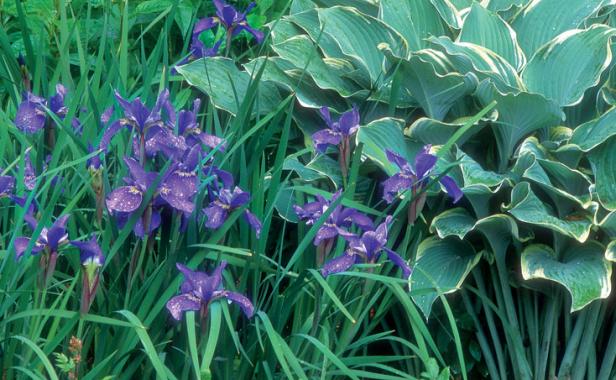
(405, 117, 484, 145)
(522, 159, 593, 208)
(410, 237, 481, 319)
(283, 157, 324, 182)
(379, 0, 449, 51)
(521, 25, 616, 107)
(290, 0, 316, 14)
(512, 0, 609, 56)
(486, 0, 530, 12)
(268, 19, 305, 45)
(475, 81, 563, 163)
(176, 58, 282, 117)
(430, 208, 476, 239)
(429, 36, 524, 92)
(431, 209, 532, 245)
(243, 58, 347, 111)
(356, 118, 410, 175)
(457, 150, 510, 190)
(429, 0, 463, 29)
(306, 154, 343, 188)
(271, 35, 364, 97)
(274, 182, 300, 223)
(507, 182, 593, 242)
(317, 6, 407, 84)
(597, 211, 616, 239)
(606, 241, 616, 262)
(287, 9, 346, 58)
(570, 106, 616, 151)
(384, 50, 478, 120)
(588, 137, 616, 211)
(521, 243, 611, 312)
(459, 3, 526, 70)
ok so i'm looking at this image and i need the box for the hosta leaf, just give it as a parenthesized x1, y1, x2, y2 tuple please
(356, 118, 410, 175)
(429, 36, 524, 92)
(431, 208, 476, 239)
(405, 117, 484, 145)
(271, 36, 363, 97)
(275, 182, 301, 223)
(268, 19, 305, 45)
(243, 58, 347, 111)
(283, 157, 324, 182)
(384, 50, 478, 120)
(521, 25, 616, 107)
(176, 58, 282, 116)
(512, 0, 609, 56)
(486, 0, 529, 12)
(475, 81, 563, 164)
(429, 0, 463, 29)
(317, 6, 407, 84)
(606, 241, 616, 262)
(522, 159, 593, 208)
(306, 154, 343, 188)
(287, 9, 346, 58)
(588, 137, 616, 211)
(379, 0, 449, 51)
(507, 182, 592, 242)
(410, 237, 480, 319)
(597, 211, 616, 239)
(457, 150, 510, 190)
(458, 3, 526, 70)
(570, 106, 616, 151)
(521, 243, 611, 311)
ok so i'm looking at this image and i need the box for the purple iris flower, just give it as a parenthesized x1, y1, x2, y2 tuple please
(312, 106, 360, 153)
(0, 175, 15, 198)
(194, 0, 264, 44)
(71, 236, 105, 314)
(106, 158, 198, 237)
(322, 216, 412, 279)
(15, 214, 70, 286)
(15, 84, 68, 134)
(203, 186, 262, 237)
(293, 190, 373, 246)
(166, 260, 254, 321)
(14, 214, 70, 260)
(312, 106, 360, 179)
(382, 146, 463, 204)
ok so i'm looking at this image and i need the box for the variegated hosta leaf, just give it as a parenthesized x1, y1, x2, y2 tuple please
(405, 117, 484, 145)
(429, 36, 524, 92)
(268, 18, 305, 45)
(512, 0, 609, 56)
(486, 0, 529, 12)
(588, 137, 616, 211)
(570, 106, 616, 151)
(316, 6, 407, 84)
(270, 35, 364, 97)
(274, 182, 300, 223)
(176, 57, 282, 116)
(597, 211, 616, 238)
(606, 241, 616, 262)
(383, 50, 477, 120)
(507, 182, 592, 242)
(458, 3, 526, 70)
(379, 0, 449, 52)
(457, 150, 510, 190)
(431, 209, 532, 258)
(522, 158, 593, 209)
(429, 0, 463, 29)
(521, 243, 612, 311)
(243, 58, 347, 111)
(286, 9, 346, 58)
(410, 237, 481, 319)
(475, 81, 563, 164)
(356, 117, 412, 175)
(521, 25, 616, 107)
(283, 157, 324, 182)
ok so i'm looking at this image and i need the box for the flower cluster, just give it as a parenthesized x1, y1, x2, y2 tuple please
(102, 90, 261, 239)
